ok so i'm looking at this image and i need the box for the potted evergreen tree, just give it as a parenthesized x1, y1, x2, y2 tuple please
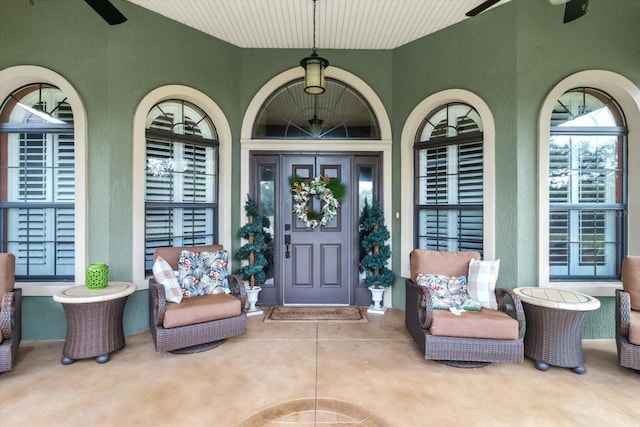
(236, 196, 268, 316)
(359, 198, 394, 313)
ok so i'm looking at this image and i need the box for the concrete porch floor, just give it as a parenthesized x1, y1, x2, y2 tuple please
(1, 308, 638, 426)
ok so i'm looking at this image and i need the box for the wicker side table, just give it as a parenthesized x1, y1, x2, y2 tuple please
(514, 287, 600, 374)
(53, 282, 136, 365)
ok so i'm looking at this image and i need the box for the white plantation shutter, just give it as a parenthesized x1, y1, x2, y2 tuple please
(146, 139, 173, 202)
(414, 103, 483, 253)
(459, 141, 483, 204)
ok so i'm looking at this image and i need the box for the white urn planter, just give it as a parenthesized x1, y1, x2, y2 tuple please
(245, 286, 263, 317)
(367, 286, 387, 314)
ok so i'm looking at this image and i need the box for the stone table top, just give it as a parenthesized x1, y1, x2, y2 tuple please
(514, 287, 600, 311)
(53, 282, 136, 304)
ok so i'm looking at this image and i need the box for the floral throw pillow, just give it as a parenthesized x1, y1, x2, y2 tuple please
(416, 273, 470, 310)
(177, 250, 229, 298)
(199, 250, 230, 293)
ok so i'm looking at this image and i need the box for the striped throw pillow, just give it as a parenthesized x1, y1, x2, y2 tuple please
(153, 256, 183, 303)
(467, 259, 500, 309)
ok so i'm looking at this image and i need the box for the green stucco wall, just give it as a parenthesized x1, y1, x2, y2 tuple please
(2, 0, 638, 340)
(391, 0, 639, 338)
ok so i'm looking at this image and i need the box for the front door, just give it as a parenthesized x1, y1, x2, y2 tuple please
(282, 155, 352, 304)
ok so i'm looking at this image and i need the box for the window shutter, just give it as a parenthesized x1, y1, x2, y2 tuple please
(458, 141, 483, 204)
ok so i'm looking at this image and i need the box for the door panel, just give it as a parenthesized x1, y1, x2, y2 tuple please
(320, 244, 340, 286)
(292, 244, 312, 287)
(283, 155, 351, 304)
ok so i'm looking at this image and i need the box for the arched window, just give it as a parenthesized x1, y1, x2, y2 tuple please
(144, 99, 219, 274)
(548, 87, 627, 279)
(0, 83, 75, 280)
(414, 103, 483, 253)
(253, 78, 380, 139)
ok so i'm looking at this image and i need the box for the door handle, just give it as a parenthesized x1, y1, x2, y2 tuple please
(284, 234, 291, 258)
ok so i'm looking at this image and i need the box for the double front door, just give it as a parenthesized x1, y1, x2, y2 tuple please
(252, 153, 380, 305)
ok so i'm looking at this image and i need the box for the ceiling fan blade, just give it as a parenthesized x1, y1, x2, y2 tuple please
(465, 0, 502, 17)
(84, 0, 127, 25)
(563, 0, 589, 23)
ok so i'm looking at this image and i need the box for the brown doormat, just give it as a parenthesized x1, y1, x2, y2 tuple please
(264, 306, 368, 322)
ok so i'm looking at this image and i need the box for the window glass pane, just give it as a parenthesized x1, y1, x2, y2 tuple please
(258, 164, 275, 287)
(358, 166, 374, 214)
(4, 84, 72, 125)
(459, 141, 483, 204)
(253, 78, 380, 140)
(552, 88, 621, 127)
(416, 146, 448, 205)
(1, 84, 75, 280)
(146, 100, 217, 140)
(418, 103, 482, 141)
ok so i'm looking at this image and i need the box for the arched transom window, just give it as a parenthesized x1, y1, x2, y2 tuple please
(253, 78, 379, 139)
(414, 103, 484, 253)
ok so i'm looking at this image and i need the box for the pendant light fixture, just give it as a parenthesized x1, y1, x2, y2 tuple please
(308, 95, 324, 136)
(300, 0, 329, 95)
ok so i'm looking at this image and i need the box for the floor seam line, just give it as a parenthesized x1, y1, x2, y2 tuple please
(315, 322, 319, 426)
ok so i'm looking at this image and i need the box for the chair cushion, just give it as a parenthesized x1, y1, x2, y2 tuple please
(629, 310, 640, 345)
(430, 308, 519, 340)
(467, 259, 500, 309)
(410, 249, 480, 283)
(177, 250, 229, 298)
(622, 256, 640, 311)
(162, 293, 242, 329)
(0, 253, 16, 296)
(152, 256, 183, 303)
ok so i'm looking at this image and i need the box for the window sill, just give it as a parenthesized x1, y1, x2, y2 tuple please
(541, 281, 621, 297)
(17, 278, 150, 297)
(17, 282, 77, 297)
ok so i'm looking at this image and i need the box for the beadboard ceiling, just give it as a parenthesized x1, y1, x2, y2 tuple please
(126, 0, 514, 50)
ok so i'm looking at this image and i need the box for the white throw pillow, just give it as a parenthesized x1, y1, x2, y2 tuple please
(467, 259, 500, 309)
(153, 256, 183, 303)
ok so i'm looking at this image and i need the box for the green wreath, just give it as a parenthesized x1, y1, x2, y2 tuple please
(289, 175, 346, 229)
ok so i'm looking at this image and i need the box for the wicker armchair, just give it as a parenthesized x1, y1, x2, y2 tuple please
(616, 257, 640, 372)
(148, 245, 247, 353)
(0, 253, 21, 372)
(405, 250, 524, 367)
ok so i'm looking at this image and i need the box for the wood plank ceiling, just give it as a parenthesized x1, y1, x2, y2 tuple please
(126, 0, 513, 50)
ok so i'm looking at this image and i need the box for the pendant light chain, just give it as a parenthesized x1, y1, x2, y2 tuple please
(312, 0, 318, 55)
